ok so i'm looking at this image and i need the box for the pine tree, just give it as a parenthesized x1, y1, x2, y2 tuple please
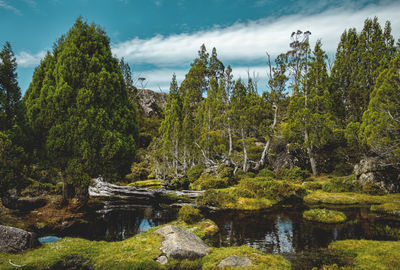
(24, 18, 138, 201)
(359, 51, 400, 167)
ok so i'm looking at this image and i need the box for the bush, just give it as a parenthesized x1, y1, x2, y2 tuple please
(178, 205, 203, 224)
(187, 165, 205, 183)
(303, 208, 347, 223)
(189, 174, 229, 190)
(126, 165, 150, 182)
(217, 164, 234, 179)
(322, 176, 361, 193)
(362, 182, 386, 195)
(303, 181, 323, 190)
(257, 169, 276, 178)
(170, 177, 190, 190)
(237, 177, 307, 202)
(235, 170, 256, 179)
(277, 167, 311, 181)
(195, 189, 235, 208)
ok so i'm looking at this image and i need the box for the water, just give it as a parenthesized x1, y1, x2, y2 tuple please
(38, 236, 61, 243)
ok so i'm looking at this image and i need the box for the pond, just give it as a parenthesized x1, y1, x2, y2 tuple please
(44, 204, 400, 269)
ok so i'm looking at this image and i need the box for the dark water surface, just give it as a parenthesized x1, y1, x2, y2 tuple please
(50, 204, 400, 269)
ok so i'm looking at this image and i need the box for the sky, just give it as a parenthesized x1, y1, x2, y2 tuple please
(1, 0, 400, 94)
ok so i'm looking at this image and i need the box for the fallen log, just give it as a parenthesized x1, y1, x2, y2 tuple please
(89, 177, 204, 205)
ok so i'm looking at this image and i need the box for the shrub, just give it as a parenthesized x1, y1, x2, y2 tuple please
(217, 164, 234, 179)
(303, 208, 347, 223)
(189, 174, 229, 190)
(170, 177, 190, 190)
(235, 170, 256, 179)
(187, 165, 205, 183)
(257, 169, 276, 178)
(322, 176, 361, 193)
(362, 182, 386, 195)
(277, 167, 311, 181)
(195, 189, 235, 208)
(178, 205, 203, 224)
(303, 181, 323, 190)
(126, 165, 150, 182)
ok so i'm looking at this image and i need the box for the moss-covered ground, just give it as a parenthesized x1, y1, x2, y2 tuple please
(328, 240, 400, 270)
(0, 220, 290, 270)
(303, 208, 347, 223)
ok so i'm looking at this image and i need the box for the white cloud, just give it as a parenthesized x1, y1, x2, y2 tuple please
(16, 50, 47, 67)
(0, 0, 21, 15)
(112, 1, 400, 67)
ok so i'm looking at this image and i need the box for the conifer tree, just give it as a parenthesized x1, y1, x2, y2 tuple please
(24, 18, 138, 201)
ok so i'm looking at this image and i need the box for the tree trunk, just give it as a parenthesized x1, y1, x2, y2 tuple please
(174, 139, 179, 176)
(62, 174, 74, 203)
(228, 120, 233, 156)
(305, 129, 318, 176)
(241, 127, 248, 172)
(258, 103, 278, 169)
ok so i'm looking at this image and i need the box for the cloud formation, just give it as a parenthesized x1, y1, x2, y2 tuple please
(0, 0, 21, 15)
(16, 50, 47, 67)
(111, 1, 400, 67)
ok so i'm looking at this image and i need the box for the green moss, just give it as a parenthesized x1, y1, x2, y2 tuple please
(127, 179, 163, 189)
(189, 174, 230, 190)
(303, 208, 347, 223)
(303, 181, 323, 190)
(228, 197, 274, 210)
(277, 167, 311, 181)
(304, 190, 400, 205)
(322, 175, 361, 193)
(370, 202, 400, 217)
(201, 246, 291, 270)
(195, 189, 236, 208)
(329, 240, 400, 269)
(178, 205, 203, 224)
(257, 169, 276, 178)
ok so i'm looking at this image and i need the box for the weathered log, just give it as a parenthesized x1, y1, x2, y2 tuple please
(88, 178, 204, 204)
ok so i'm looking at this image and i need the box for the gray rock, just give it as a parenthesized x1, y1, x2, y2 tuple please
(137, 89, 168, 118)
(354, 157, 400, 193)
(218, 255, 252, 268)
(0, 225, 39, 253)
(156, 255, 168, 265)
(154, 225, 209, 260)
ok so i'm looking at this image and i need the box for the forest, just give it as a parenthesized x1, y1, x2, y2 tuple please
(0, 16, 400, 269)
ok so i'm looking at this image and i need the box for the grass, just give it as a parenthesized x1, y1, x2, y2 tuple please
(201, 246, 291, 270)
(303, 208, 347, 223)
(0, 220, 290, 269)
(304, 190, 400, 205)
(370, 202, 400, 217)
(127, 179, 163, 189)
(329, 240, 400, 269)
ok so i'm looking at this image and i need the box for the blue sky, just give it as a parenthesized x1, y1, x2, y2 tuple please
(1, 0, 400, 94)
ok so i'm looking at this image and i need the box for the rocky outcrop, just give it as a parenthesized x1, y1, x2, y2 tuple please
(137, 89, 168, 118)
(154, 225, 209, 260)
(0, 225, 39, 253)
(354, 157, 400, 193)
(218, 255, 252, 268)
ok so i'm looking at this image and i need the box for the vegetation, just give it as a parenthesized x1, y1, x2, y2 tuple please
(303, 208, 347, 223)
(177, 205, 203, 224)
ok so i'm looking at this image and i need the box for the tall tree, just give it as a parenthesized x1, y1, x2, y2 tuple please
(24, 18, 138, 201)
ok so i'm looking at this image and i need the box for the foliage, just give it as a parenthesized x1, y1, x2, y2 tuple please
(277, 167, 311, 181)
(195, 189, 236, 208)
(304, 190, 400, 205)
(322, 176, 361, 193)
(303, 208, 347, 223)
(329, 240, 400, 269)
(216, 164, 234, 179)
(186, 164, 205, 183)
(370, 202, 400, 217)
(24, 18, 138, 196)
(257, 169, 276, 178)
(189, 173, 230, 190)
(177, 205, 203, 224)
(303, 181, 322, 190)
(127, 179, 162, 189)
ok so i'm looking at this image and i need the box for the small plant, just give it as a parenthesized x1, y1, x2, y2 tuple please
(277, 167, 311, 181)
(303, 181, 322, 190)
(189, 174, 229, 190)
(303, 208, 347, 223)
(217, 164, 234, 179)
(187, 164, 205, 183)
(195, 189, 235, 208)
(257, 169, 276, 178)
(178, 205, 203, 224)
(322, 176, 361, 193)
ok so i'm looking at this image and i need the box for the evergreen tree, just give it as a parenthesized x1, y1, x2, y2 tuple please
(359, 51, 400, 168)
(24, 18, 138, 201)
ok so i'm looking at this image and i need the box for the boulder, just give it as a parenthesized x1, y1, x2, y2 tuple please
(354, 157, 400, 193)
(0, 225, 39, 253)
(154, 225, 209, 260)
(137, 89, 168, 118)
(218, 255, 252, 268)
(156, 255, 168, 265)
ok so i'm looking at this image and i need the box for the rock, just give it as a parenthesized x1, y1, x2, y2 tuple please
(155, 225, 209, 260)
(137, 89, 168, 118)
(218, 255, 252, 268)
(354, 157, 400, 193)
(0, 225, 39, 253)
(156, 255, 168, 265)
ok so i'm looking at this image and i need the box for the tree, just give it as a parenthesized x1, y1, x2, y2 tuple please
(359, 51, 400, 168)
(24, 18, 139, 201)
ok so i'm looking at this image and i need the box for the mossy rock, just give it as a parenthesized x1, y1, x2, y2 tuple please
(178, 205, 203, 224)
(370, 202, 400, 217)
(329, 240, 400, 269)
(201, 246, 291, 270)
(303, 208, 347, 223)
(127, 179, 162, 189)
(304, 190, 400, 205)
(303, 181, 322, 190)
